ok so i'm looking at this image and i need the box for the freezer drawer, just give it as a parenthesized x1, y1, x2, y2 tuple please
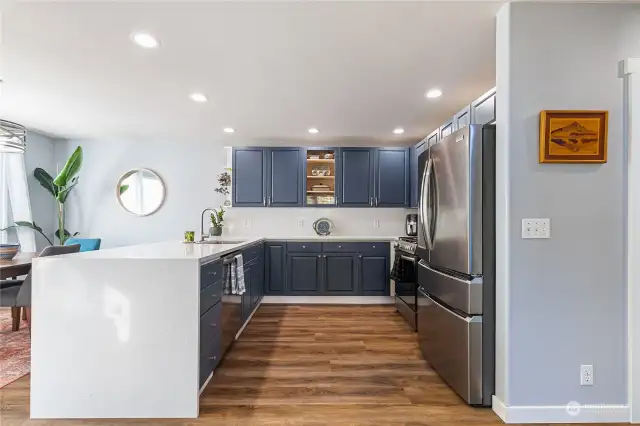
(418, 287, 483, 405)
(418, 260, 483, 315)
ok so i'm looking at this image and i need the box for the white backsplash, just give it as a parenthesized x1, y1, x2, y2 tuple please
(224, 207, 415, 237)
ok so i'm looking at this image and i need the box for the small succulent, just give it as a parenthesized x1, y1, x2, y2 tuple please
(210, 206, 226, 227)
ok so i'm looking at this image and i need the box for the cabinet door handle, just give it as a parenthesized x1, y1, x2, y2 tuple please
(359, 254, 362, 258)
(263, 197, 266, 206)
(210, 322, 217, 327)
(375, 197, 379, 207)
(317, 255, 321, 258)
(372, 245, 376, 249)
(302, 245, 306, 249)
(268, 196, 272, 206)
(208, 271, 217, 275)
(209, 356, 217, 361)
(370, 197, 373, 207)
(338, 245, 342, 248)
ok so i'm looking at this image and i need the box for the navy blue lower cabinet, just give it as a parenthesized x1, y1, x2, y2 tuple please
(287, 253, 322, 294)
(199, 301, 222, 388)
(359, 254, 389, 295)
(265, 242, 286, 294)
(242, 262, 252, 322)
(375, 148, 410, 207)
(251, 251, 264, 308)
(322, 253, 358, 294)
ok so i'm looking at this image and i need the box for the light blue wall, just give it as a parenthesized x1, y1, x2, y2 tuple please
(496, 1, 640, 407)
(24, 130, 57, 249)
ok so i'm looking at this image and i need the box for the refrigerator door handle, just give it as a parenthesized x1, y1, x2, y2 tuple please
(419, 158, 433, 249)
(430, 158, 438, 248)
(424, 158, 434, 249)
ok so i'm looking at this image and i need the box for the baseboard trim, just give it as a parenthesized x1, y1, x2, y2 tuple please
(492, 395, 629, 423)
(262, 296, 394, 305)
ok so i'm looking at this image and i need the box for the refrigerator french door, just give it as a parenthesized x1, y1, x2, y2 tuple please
(416, 124, 495, 406)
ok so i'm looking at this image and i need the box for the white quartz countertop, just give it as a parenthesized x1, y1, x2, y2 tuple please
(48, 236, 399, 263)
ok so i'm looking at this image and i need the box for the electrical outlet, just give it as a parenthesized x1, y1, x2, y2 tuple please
(298, 218, 304, 228)
(522, 218, 551, 239)
(580, 364, 594, 386)
(243, 219, 252, 228)
(374, 219, 380, 228)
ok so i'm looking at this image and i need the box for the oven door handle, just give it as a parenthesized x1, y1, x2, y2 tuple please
(400, 254, 417, 263)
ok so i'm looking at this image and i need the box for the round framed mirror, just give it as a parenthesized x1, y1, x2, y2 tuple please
(116, 169, 166, 216)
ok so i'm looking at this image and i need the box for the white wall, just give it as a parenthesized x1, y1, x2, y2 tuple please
(54, 139, 409, 248)
(24, 130, 57, 249)
(495, 1, 640, 411)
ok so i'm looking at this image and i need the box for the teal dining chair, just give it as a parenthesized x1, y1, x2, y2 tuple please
(64, 238, 101, 252)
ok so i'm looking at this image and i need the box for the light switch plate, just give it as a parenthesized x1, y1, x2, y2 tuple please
(522, 218, 550, 239)
(298, 218, 304, 228)
(374, 219, 380, 228)
(243, 219, 252, 228)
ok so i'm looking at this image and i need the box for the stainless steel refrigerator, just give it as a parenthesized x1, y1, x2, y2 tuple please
(416, 124, 495, 406)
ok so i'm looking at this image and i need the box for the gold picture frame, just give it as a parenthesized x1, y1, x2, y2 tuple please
(539, 110, 608, 163)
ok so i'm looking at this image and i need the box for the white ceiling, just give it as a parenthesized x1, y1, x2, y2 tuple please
(0, 1, 499, 145)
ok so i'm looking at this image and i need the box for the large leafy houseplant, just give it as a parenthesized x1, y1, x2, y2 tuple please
(1, 146, 83, 245)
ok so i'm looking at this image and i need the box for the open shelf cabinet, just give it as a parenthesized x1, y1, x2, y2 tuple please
(306, 149, 336, 205)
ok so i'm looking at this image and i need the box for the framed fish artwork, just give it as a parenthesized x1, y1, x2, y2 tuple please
(539, 110, 608, 163)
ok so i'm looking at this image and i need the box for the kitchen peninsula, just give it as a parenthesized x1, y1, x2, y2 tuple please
(30, 236, 395, 419)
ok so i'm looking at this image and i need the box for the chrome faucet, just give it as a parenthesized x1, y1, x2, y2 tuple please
(199, 208, 216, 242)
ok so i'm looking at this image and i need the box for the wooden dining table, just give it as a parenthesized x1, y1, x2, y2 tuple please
(0, 252, 39, 280)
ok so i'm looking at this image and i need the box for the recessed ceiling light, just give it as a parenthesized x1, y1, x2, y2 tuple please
(190, 93, 208, 103)
(393, 128, 405, 135)
(132, 32, 159, 49)
(223, 128, 235, 133)
(308, 128, 319, 134)
(425, 88, 443, 99)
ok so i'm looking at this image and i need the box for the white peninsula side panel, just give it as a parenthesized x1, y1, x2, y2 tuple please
(30, 257, 200, 419)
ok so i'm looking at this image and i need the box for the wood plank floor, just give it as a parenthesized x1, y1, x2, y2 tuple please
(0, 305, 623, 425)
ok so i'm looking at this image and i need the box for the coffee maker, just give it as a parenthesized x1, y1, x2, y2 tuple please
(405, 214, 417, 236)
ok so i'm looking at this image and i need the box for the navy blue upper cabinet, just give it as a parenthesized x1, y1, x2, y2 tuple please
(410, 141, 427, 208)
(267, 148, 304, 207)
(232, 148, 267, 207)
(339, 148, 374, 207)
(375, 148, 409, 207)
(471, 88, 496, 125)
(233, 148, 303, 207)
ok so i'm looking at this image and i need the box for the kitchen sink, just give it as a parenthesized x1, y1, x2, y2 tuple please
(195, 240, 245, 245)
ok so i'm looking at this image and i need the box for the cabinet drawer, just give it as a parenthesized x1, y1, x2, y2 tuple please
(323, 242, 388, 254)
(356, 242, 389, 255)
(200, 260, 222, 290)
(199, 331, 221, 388)
(200, 279, 223, 315)
(200, 298, 222, 336)
(242, 244, 261, 263)
(322, 242, 359, 253)
(287, 242, 321, 252)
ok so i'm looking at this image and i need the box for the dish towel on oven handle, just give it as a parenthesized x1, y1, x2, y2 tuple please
(225, 253, 246, 295)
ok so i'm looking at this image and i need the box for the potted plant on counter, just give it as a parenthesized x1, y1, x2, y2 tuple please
(210, 206, 225, 236)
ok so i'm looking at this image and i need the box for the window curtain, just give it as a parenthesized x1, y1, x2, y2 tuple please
(0, 152, 36, 251)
